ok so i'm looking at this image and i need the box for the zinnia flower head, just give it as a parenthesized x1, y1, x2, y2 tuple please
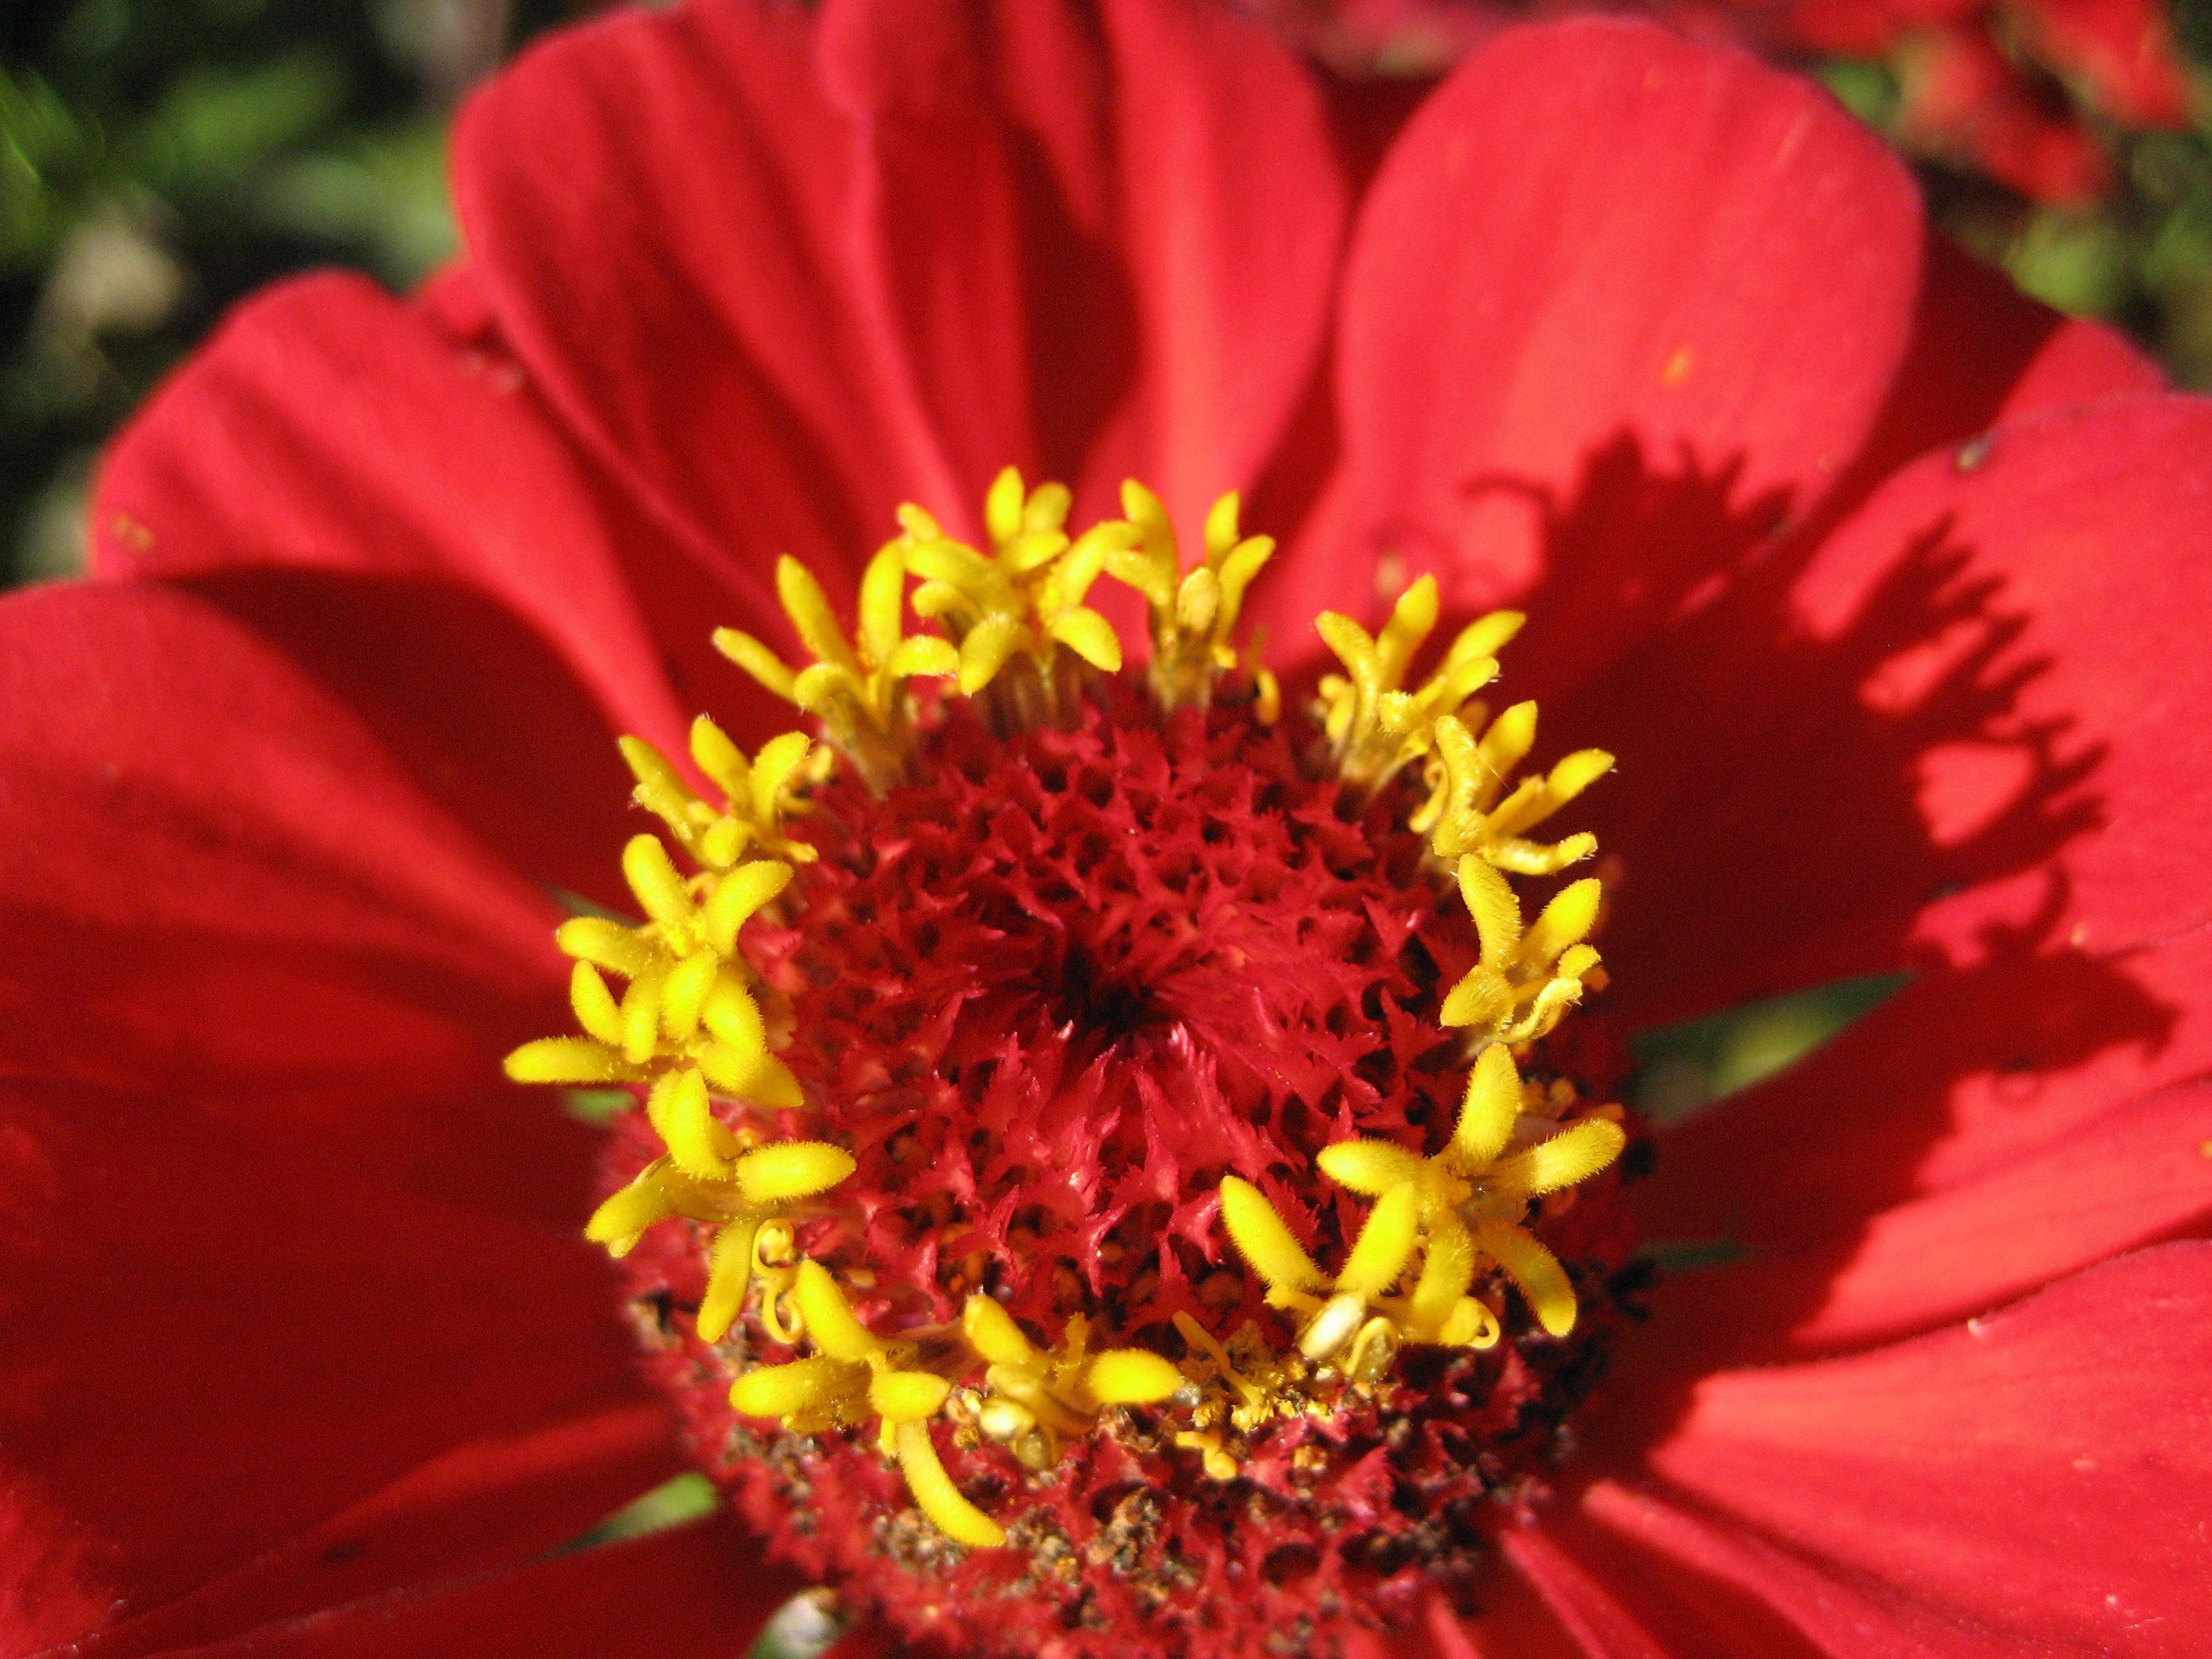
(500, 461, 1638, 1651)
(5, 3, 2210, 1658)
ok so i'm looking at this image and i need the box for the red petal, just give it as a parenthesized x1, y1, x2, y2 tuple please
(1573, 1480, 2033, 1659)
(167, 567, 654, 910)
(1470, 236, 2158, 774)
(1423, 1562, 1588, 1659)
(819, 1623, 903, 1659)
(1500, 1525, 1671, 1659)
(453, 0, 1341, 584)
(147, 1518, 797, 1659)
(1608, 396, 2212, 1366)
(1638, 1007, 2212, 1361)
(91, 272, 689, 753)
(0, 582, 588, 1222)
(452, 0, 914, 584)
(1503, 1507, 1836, 1659)
(77, 1408, 683, 1659)
(1827, 235, 2163, 537)
(1055, 0, 1346, 534)
(1631, 1246, 2212, 1657)
(0, 1075, 661, 1656)
(1577, 394, 2212, 1035)
(1266, 15, 1922, 635)
(1782, 1074, 2212, 1346)
(410, 259, 798, 750)
(1979, 296, 2164, 420)
(83, 271, 733, 893)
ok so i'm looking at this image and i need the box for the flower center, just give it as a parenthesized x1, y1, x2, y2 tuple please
(507, 474, 1640, 1657)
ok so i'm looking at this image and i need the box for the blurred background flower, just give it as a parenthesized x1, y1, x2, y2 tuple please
(5, 0, 2212, 589)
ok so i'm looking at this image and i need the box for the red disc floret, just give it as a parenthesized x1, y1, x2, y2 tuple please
(610, 678, 1641, 1659)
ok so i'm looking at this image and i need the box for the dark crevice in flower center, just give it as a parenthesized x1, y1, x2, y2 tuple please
(1048, 943, 1165, 1049)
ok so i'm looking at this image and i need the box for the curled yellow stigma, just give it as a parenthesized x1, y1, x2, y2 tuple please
(1414, 707, 1611, 874)
(1225, 1044, 1625, 1362)
(505, 470, 1622, 1549)
(905, 467, 1129, 702)
(1443, 859, 1606, 1046)
(1317, 576, 1522, 793)
(730, 1260, 1003, 1545)
(587, 1141, 854, 1343)
(1108, 481, 1280, 721)
(715, 550, 958, 791)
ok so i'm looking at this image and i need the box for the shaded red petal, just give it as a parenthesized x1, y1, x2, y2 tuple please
(1499, 1525, 1671, 1659)
(75, 1408, 683, 1659)
(1635, 978, 2212, 1360)
(1571, 1480, 2039, 1658)
(1624, 1246, 2212, 1657)
(1265, 15, 1923, 636)
(1774, 1071, 2212, 1346)
(1485, 233, 2160, 771)
(151, 566, 648, 910)
(90, 273, 689, 754)
(1502, 1509, 1834, 1659)
(817, 1623, 903, 1659)
(1822, 234, 2163, 537)
(80, 270, 753, 892)
(0, 582, 588, 1221)
(452, 0, 1342, 599)
(1598, 394, 2212, 1370)
(146, 1518, 797, 1659)
(1572, 393, 2212, 1036)
(0, 1075, 662, 1656)
(1423, 1562, 1588, 1659)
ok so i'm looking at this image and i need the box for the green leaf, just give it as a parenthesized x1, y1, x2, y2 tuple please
(1631, 972, 1907, 1126)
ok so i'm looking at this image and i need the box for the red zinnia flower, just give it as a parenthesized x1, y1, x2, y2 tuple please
(5, 3, 2210, 1657)
(1247, 0, 2194, 202)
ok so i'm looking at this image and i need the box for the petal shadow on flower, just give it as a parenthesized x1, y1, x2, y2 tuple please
(167, 566, 652, 914)
(1403, 424, 2196, 1458)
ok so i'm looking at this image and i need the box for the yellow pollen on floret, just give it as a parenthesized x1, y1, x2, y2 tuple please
(1164, 1309, 1317, 1463)
(958, 1294, 1184, 1474)
(501, 478, 1623, 1547)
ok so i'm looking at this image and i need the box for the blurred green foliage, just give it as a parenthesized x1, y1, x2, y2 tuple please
(5, 0, 2212, 590)
(1, 0, 577, 585)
